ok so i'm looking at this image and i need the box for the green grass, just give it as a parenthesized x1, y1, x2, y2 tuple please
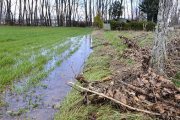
(172, 72, 180, 87)
(0, 27, 93, 91)
(138, 33, 155, 47)
(55, 30, 151, 120)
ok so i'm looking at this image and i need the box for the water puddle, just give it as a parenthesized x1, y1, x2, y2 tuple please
(0, 34, 93, 120)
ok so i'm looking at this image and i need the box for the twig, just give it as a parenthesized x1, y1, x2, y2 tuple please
(83, 68, 92, 73)
(80, 55, 89, 70)
(71, 62, 76, 78)
(68, 82, 160, 116)
(61, 75, 82, 93)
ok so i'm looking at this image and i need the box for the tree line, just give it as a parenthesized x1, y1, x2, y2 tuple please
(0, 0, 160, 27)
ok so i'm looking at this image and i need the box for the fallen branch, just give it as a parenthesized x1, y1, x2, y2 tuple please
(61, 75, 82, 93)
(117, 80, 154, 98)
(68, 82, 160, 116)
(71, 62, 89, 83)
(91, 77, 112, 85)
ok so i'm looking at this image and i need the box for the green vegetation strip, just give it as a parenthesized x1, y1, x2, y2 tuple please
(56, 30, 151, 120)
(0, 27, 93, 91)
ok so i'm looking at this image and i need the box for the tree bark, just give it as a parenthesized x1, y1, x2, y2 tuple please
(6, 0, 11, 25)
(84, 0, 87, 25)
(64, 0, 66, 26)
(89, 0, 92, 25)
(0, 0, 4, 25)
(34, 0, 37, 26)
(131, 0, 133, 20)
(22, 0, 26, 26)
(41, 0, 44, 26)
(48, 0, 51, 26)
(126, 0, 129, 20)
(151, 0, 173, 74)
(68, 0, 71, 27)
(31, 0, 33, 26)
(60, 0, 63, 26)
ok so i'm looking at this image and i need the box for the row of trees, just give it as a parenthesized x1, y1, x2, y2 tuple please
(0, 0, 160, 27)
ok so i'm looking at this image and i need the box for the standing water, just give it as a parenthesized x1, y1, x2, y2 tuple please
(0, 34, 93, 120)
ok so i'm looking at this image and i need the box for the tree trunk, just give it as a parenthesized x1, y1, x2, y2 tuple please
(124, 0, 125, 18)
(0, 0, 3, 25)
(60, 0, 63, 26)
(126, 0, 129, 20)
(41, 0, 44, 26)
(23, 0, 26, 26)
(99, 0, 101, 15)
(64, 0, 66, 26)
(101, 0, 104, 20)
(89, 0, 92, 26)
(151, 0, 173, 74)
(34, 0, 37, 26)
(84, 0, 87, 25)
(13, 0, 18, 25)
(31, 0, 33, 26)
(68, 0, 71, 27)
(48, 0, 51, 26)
(27, 0, 30, 26)
(131, 0, 133, 20)
(6, 0, 11, 25)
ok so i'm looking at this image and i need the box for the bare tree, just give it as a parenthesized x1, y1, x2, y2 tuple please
(0, 0, 4, 25)
(22, 0, 26, 25)
(84, 0, 87, 25)
(131, 0, 133, 20)
(89, 0, 92, 25)
(60, 0, 63, 26)
(64, 0, 67, 26)
(56, 0, 60, 26)
(126, 0, 129, 19)
(34, 0, 37, 26)
(30, 0, 34, 26)
(47, 0, 51, 26)
(6, 0, 11, 25)
(68, 0, 72, 27)
(151, 0, 173, 74)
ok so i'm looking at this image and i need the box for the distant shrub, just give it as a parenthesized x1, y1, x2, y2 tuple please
(110, 21, 125, 30)
(110, 21, 117, 30)
(119, 22, 125, 30)
(124, 23, 131, 30)
(79, 22, 86, 27)
(94, 14, 103, 28)
(130, 21, 141, 30)
(110, 20, 156, 31)
(146, 22, 156, 31)
(139, 21, 147, 30)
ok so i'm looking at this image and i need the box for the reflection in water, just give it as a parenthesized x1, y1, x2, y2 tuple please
(0, 34, 93, 120)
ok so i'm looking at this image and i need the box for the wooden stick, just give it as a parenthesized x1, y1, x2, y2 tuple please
(61, 75, 82, 93)
(71, 62, 76, 78)
(68, 82, 160, 116)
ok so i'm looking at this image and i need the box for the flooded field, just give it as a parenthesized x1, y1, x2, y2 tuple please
(0, 34, 93, 119)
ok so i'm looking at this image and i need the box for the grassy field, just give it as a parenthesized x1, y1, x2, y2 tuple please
(55, 30, 155, 120)
(0, 27, 93, 92)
